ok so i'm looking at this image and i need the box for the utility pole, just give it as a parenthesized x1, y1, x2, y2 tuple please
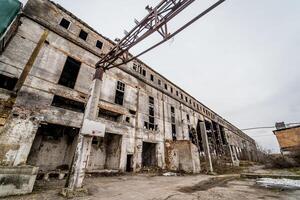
(65, 0, 226, 192)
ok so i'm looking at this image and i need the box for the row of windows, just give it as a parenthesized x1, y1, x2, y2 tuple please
(132, 62, 217, 120)
(59, 18, 103, 49)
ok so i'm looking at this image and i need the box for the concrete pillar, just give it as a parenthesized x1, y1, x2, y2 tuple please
(199, 121, 213, 172)
(66, 67, 104, 190)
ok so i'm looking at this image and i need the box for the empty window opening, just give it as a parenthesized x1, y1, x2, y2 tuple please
(150, 74, 154, 81)
(170, 87, 173, 93)
(59, 18, 70, 29)
(125, 116, 130, 123)
(176, 91, 179, 96)
(186, 114, 190, 122)
(142, 69, 146, 76)
(181, 93, 183, 99)
(171, 106, 176, 141)
(164, 84, 168, 90)
(96, 40, 103, 49)
(115, 81, 125, 105)
(51, 95, 85, 113)
(220, 126, 227, 145)
(185, 96, 188, 102)
(58, 56, 81, 89)
(88, 133, 122, 171)
(189, 99, 191, 104)
(79, 29, 88, 40)
(98, 108, 122, 122)
(126, 154, 133, 172)
(196, 121, 204, 151)
(142, 142, 157, 167)
(158, 79, 161, 85)
(0, 74, 18, 90)
(27, 123, 79, 172)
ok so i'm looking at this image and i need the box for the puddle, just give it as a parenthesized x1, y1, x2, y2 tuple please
(256, 178, 300, 190)
(178, 176, 237, 193)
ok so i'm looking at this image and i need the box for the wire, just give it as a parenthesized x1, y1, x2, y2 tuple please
(241, 122, 300, 131)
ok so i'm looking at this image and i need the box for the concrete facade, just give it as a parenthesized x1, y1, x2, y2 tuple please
(0, 0, 257, 193)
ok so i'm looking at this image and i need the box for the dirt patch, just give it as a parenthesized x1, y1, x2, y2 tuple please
(178, 176, 238, 193)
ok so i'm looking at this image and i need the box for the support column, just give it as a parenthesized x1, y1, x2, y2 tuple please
(199, 121, 213, 173)
(66, 67, 104, 191)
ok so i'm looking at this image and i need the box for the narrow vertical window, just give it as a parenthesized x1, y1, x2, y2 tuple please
(158, 79, 161, 85)
(164, 84, 168, 90)
(148, 96, 155, 130)
(58, 56, 81, 89)
(115, 81, 125, 105)
(171, 106, 176, 141)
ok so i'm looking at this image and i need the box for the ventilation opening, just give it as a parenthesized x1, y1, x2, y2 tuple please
(142, 142, 157, 167)
(58, 56, 81, 89)
(27, 123, 79, 172)
(51, 95, 85, 113)
(0, 74, 18, 90)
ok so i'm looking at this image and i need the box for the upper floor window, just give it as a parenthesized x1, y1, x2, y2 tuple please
(115, 81, 125, 105)
(164, 84, 168, 90)
(170, 87, 173, 93)
(59, 18, 70, 29)
(58, 56, 81, 89)
(150, 74, 154, 81)
(142, 69, 146, 76)
(158, 79, 161, 85)
(176, 91, 179, 96)
(79, 29, 88, 41)
(96, 40, 103, 49)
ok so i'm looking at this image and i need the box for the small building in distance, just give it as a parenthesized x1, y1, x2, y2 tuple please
(273, 122, 300, 154)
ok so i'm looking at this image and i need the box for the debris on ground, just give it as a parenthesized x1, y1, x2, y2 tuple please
(163, 172, 177, 176)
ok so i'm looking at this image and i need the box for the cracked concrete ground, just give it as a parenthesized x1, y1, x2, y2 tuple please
(2, 172, 300, 200)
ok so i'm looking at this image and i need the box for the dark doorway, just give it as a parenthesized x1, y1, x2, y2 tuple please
(142, 142, 157, 167)
(126, 154, 133, 172)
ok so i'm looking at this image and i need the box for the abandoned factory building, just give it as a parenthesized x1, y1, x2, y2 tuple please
(0, 0, 257, 178)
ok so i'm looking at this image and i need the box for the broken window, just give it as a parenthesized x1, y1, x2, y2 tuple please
(176, 91, 179, 96)
(79, 29, 88, 40)
(59, 18, 70, 29)
(0, 74, 18, 90)
(96, 40, 103, 49)
(186, 114, 190, 122)
(185, 96, 188, 102)
(164, 84, 168, 90)
(58, 56, 81, 89)
(170, 87, 173, 93)
(147, 96, 155, 130)
(51, 95, 85, 112)
(115, 81, 125, 105)
(171, 106, 176, 141)
(150, 74, 154, 81)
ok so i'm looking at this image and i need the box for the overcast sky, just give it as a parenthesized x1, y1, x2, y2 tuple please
(20, 0, 300, 153)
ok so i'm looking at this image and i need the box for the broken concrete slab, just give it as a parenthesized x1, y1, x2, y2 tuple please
(0, 166, 38, 197)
